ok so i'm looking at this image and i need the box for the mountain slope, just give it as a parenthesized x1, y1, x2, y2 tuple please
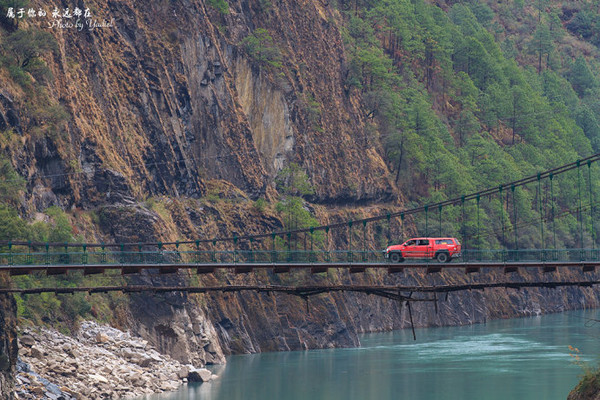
(1, 1, 600, 386)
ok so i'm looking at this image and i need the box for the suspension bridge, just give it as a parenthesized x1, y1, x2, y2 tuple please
(1, 154, 600, 300)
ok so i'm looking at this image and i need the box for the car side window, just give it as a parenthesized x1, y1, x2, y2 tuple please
(418, 240, 429, 245)
(405, 240, 416, 246)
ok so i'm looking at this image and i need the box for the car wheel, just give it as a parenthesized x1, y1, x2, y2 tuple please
(436, 252, 449, 263)
(390, 253, 403, 263)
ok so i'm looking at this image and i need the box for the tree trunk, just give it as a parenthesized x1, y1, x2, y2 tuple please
(394, 137, 405, 185)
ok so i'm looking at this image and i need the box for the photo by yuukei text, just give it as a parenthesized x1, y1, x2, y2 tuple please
(5, 6, 114, 31)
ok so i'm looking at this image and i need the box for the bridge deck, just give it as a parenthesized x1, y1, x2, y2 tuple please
(1, 260, 598, 275)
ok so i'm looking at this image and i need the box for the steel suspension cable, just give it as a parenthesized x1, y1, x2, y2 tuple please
(465, 197, 600, 242)
(400, 213, 405, 241)
(538, 174, 544, 249)
(362, 220, 367, 261)
(588, 161, 595, 249)
(461, 196, 467, 250)
(476, 195, 481, 249)
(438, 205, 442, 237)
(550, 173, 557, 249)
(5, 154, 600, 249)
(512, 185, 518, 250)
(348, 221, 353, 262)
(387, 214, 391, 246)
(425, 205, 429, 236)
(578, 161, 584, 248)
(499, 186, 505, 247)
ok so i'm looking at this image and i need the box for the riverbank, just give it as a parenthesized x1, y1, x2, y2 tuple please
(15, 321, 218, 399)
(568, 368, 600, 400)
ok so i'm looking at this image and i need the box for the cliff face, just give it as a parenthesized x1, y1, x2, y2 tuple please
(4, 0, 392, 212)
(0, 284, 17, 397)
(0, 0, 395, 363)
(2, 0, 600, 377)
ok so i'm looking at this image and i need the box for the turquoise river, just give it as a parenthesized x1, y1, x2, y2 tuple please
(142, 309, 600, 400)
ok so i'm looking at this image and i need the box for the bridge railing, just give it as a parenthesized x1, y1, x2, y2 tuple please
(462, 249, 600, 262)
(1, 248, 600, 266)
(2, 251, 81, 266)
(0, 250, 388, 266)
(192, 250, 385, 264)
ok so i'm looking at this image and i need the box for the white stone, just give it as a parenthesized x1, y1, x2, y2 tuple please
(88, 374, 109, 384)
(96, 332, 109, 343)
(188, 368, 213, 382)
(177, 366, 189, 379)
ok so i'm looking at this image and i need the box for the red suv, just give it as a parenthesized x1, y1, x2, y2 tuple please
(384, 237, 461, 263)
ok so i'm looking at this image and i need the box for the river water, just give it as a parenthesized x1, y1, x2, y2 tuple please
(143, 309, 600, 400)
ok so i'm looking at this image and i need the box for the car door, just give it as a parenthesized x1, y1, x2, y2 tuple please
(402, 240, 417, 258)
(414, 239, 430, 258)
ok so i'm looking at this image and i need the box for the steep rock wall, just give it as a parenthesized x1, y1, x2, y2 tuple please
(0, 0, 395, 364)
(4, 0, 393, 211)
(232, 57, 294, 175)
(0, 288, 17, 397)
(1, 0, 600, 378)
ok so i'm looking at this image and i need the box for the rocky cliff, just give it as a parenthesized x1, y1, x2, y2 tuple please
(0, 275, 17, 398)
(1, 0, 600, 387)
(3, 0, 392, 211)
(1, 0, 395, 363)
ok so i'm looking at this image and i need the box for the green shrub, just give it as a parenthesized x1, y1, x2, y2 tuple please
(241, 28, 282, 68)
(207, 0, 229, 14)
(253, 198, 267, 213)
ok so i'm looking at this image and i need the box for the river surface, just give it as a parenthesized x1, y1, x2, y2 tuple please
(143, 309, 600, 400)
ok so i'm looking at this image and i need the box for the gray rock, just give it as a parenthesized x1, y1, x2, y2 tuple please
(19, 335, 36, 347)
(188, 368, 212, 382)
(45, 391, 60, 400)
(177, 366, 189, 379)
(30, 345, 44, 359)
(204, 342, 217, 353)
(121, 349, 136, 359)
(96, 333, 110, 343)
(138, 357, 154, 368)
